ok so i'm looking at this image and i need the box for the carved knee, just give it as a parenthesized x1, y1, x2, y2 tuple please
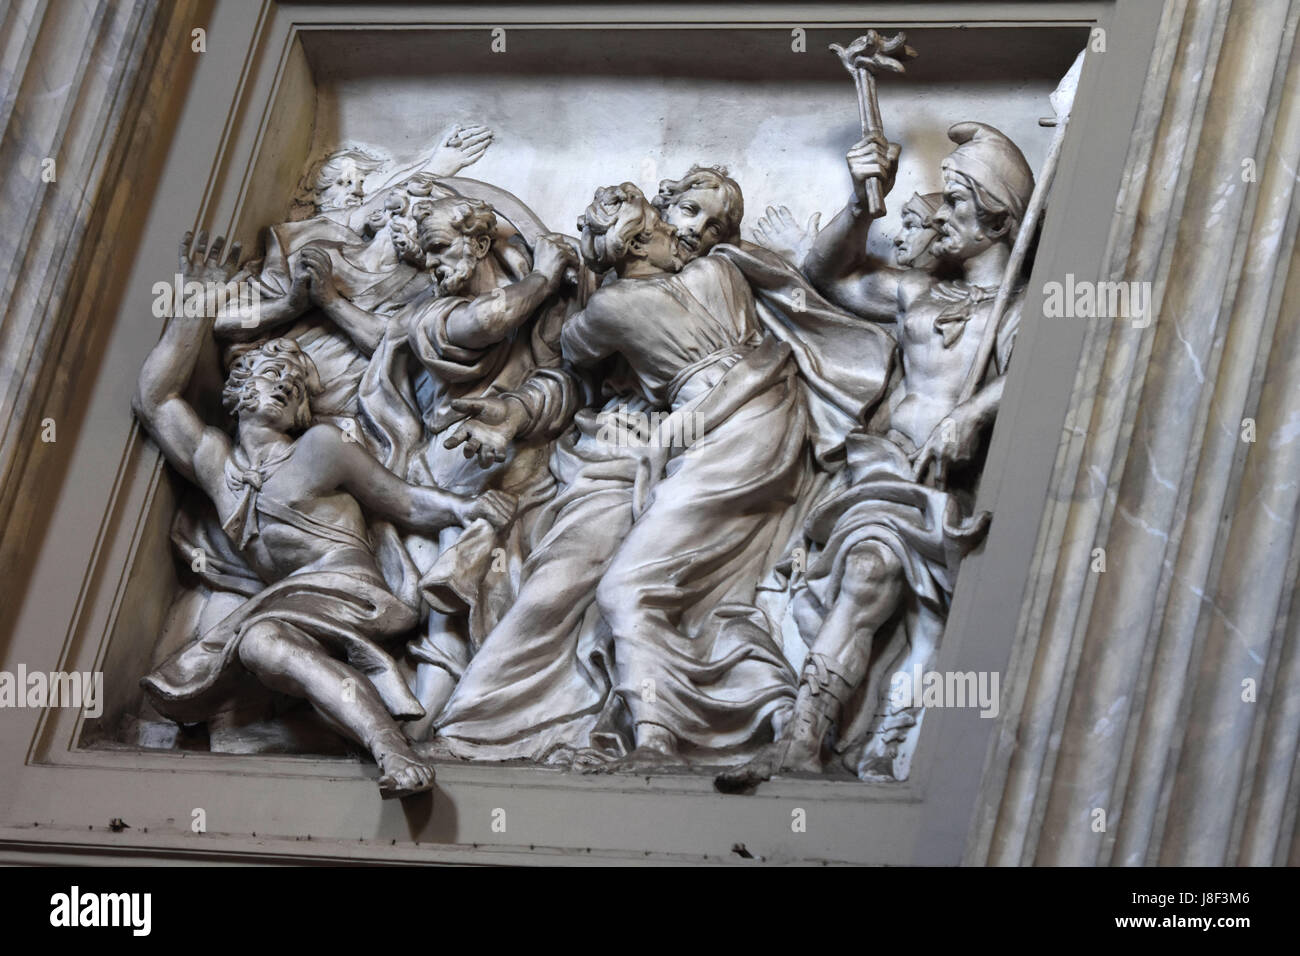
(595, 561, 642, 636)
(840, 539, 902, 602)
(237, 621, 295, 677)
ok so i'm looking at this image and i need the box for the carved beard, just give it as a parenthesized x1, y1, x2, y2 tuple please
(932, 230, 964, 257)
(434, 255, 476, 295)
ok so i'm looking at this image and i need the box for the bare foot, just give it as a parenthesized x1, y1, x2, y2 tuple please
(376, 748, 436, 798)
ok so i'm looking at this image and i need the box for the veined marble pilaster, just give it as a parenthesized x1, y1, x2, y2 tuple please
(0, 0, 198, 581)
(976, 0, 1300, 866)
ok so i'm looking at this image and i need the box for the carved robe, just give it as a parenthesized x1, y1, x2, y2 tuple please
(171, 217, 438, 630)
(248, 216, 432, 423)
(435, 250, 894, 760)
(367, 254, 577, 679)
(142, 448, 421, 725)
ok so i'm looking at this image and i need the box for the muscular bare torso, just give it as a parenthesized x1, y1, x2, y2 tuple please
(889, 274, 1016, 450)
(196, 426, 376, 584)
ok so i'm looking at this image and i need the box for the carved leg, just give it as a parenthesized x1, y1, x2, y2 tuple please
(779, 660, 851, 772)
(402, 662, 458, 742)
(716, 540, 904, 793)
(238, 621, 434, 796)
(714, 661, 847, 792)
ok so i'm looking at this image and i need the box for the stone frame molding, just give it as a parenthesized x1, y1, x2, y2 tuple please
(3, 1, 1293, 866)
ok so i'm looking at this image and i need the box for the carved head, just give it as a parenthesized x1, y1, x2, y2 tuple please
(895, 191, 943, 268)
(366, 190, 423, 267)
(653, 165, 744, 260)
(932, 122, 1034, 261)
(297, 146, 388, 215)
(578, 183, 685, 275)
(411, 197, 497, 295)
(222, 338, 321, 432)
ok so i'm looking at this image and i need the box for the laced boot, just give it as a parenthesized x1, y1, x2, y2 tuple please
(777, 656, 849, 774)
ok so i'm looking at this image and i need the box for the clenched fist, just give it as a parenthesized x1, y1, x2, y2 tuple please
(846, 136, 901, 206)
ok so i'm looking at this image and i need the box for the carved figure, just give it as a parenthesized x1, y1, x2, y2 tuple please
(719, 121, 1034, 790)
(134, 232, 513, 796)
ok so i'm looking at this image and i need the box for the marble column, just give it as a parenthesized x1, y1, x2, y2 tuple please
(976, 0, 1300, 866)
(0, 0, 199, 580)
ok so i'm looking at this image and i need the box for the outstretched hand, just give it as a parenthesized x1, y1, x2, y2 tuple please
(179, 229, 243, 283)
(428, 123, 494, 176)
(444, 395, 527, 469)
(752, 205, 822, 266)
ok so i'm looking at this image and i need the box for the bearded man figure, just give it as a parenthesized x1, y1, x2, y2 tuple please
(718, 122, 1034, 791)
(308, 193, 580, 737)
(208, 129, 497, 431)
(426, 167, 753, 763)
(430, 165, 894, 767)
(431, 169, 895, 770)
(134, 234, 513, 795)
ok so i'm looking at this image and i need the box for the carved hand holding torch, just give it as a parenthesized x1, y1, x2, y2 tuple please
(829, 30, 917, 216)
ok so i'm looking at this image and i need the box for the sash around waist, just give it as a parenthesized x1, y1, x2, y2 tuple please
(662, 335, 763, 409)
(255, 494, 374, 553)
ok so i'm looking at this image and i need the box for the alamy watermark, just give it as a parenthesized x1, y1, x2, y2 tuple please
(152, 273, 262, 326)
(1043, 273, 1152, 328)
(0, 667, 103, 718)
(595, 405, 705, 449)
(888, 664, 1000, 718)
(50, 886, 151, 936)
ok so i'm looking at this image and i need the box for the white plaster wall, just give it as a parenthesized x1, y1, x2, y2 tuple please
(305, 28, 1082, 258)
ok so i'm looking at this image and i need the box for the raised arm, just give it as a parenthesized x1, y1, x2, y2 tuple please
(442, 234, 576, 349)
(802, 136, 906, 322)
(367, 124, 494, 199)
(133, 232, 234, 489)
(212, 273, 312, 341)
(165, 236, 305, 342)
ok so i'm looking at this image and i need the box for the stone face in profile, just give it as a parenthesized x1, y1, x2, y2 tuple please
(133, 231, 514, 797)
(129, 47, 1049, 794)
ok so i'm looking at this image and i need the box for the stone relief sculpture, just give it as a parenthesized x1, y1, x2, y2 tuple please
(129, 34, 1061, 795)
(719, 120, 1035, 791)
(289, 124, 495, 227)
(134, 235, 513, 797)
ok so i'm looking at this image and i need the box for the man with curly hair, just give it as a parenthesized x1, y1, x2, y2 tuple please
(304, 194, 581, 734)
(651, 163, 745, 258)
(135, 235, 515, 795)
